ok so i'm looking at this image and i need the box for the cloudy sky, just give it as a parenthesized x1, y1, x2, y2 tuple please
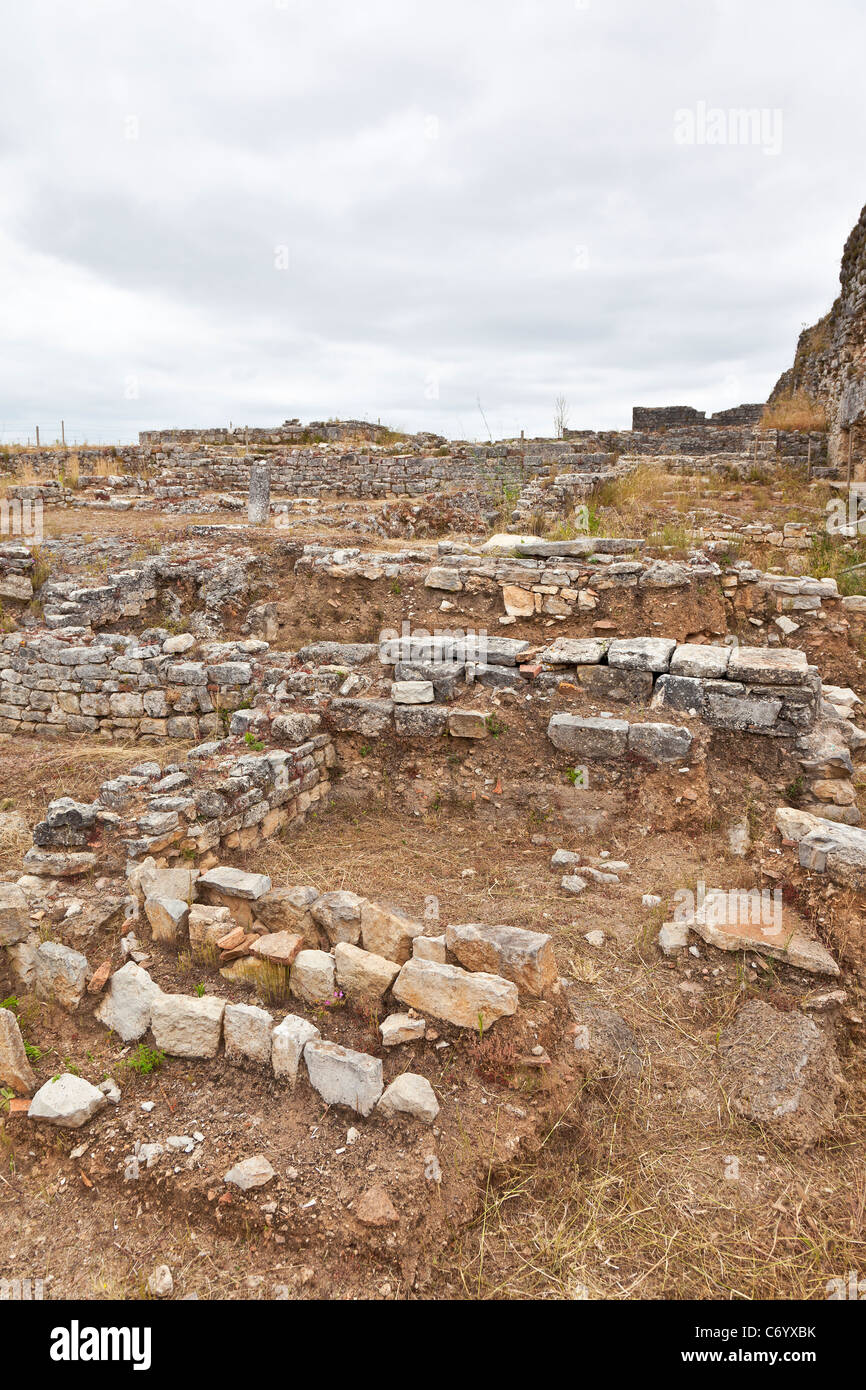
(1, 0, 864, 443)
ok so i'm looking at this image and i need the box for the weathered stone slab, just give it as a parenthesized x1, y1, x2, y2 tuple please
(501, 585, 535, 617)
(34, 942, 89, 1010)
(690, 892, 839, 975)
(303, 1039, 384, 1116)
(444, 922, 556, 996)
(669, 643, 731, 678)
(574, 665, 653, 703)
(424, 566, 462, 591)
(447, 709, 489, 739)
(23, 848, 96, 877)
(198, 866, 271, 900)
(727, 646, 809, 685)
(150, 993, 225, 1058)
(95, 962, 163, 1042)
(329, 698, 393, 736)
(378, 1073, 439, 1123)
(394, 704, 449, 737)
(412, 934, 447, 962)
(547, 714, 628, 758)
(189, 904, 233, 958)
(29, 1074, 108, 1128)
(481, 534, 640, 557)
(391, 680, 434, 704)
(250, 931, 305, 967)
(299, 641, 377, 665)
(360, 901, 425, 963)
(718, 1000, 841, 1148)
(272, 1014, 320, 1084)
(627, 722, 694, 763)
(144, 895, 189, 944)
(255, 885, 321, 947)
(0, 883, 30, 945)
(0, 1006, 37, 1093)
(290, 948, 336, 1004)
(311, 890, 366, 945)
(541, 637, 609, 666)
(379, 1012, 426, 1045)
(224, 1002, 274, 1065)
(392, 957, 518, 1029)
(607, 637, 676, 673)
(702, 690, 782, 731)
(334, 941, 401, 1006)
(650, 673, 703, 713)
(248, 460, 271, 524)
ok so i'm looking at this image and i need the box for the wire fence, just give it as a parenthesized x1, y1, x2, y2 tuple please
(0, 422, 145, 447)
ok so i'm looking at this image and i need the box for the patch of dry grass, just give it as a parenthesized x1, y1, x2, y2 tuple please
(761, 392, 828, 433)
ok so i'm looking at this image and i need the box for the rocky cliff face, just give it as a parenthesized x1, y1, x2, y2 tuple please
(770, 202, 866, 464)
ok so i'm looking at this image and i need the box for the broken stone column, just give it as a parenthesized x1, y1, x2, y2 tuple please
(248, 461, 271, 524)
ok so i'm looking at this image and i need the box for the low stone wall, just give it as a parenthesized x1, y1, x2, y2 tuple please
(5, 863, 552, 1127)
(22, 735, 334, 875)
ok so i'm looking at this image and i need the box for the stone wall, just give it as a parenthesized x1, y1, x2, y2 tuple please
(24, 735, 334, 873)
(0, 631, 275, 741)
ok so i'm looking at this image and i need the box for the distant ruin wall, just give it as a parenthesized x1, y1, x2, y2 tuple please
(630, 404, 765, 431)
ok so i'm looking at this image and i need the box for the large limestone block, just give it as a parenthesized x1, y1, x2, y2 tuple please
(199, 866, 271, 900)
(607, 637, 676, 673)
(150, 993, 225, 1058)
(290, 949, 336, 1005)
(334, 942, 400, 1007)
(144, 895, 189, 944)
(627, 722, 694, 763)
(311, 890, 366, 945)
(95, 962, 163, 1042)
(224, 1002, 274, 1065)
(444, 922, 556, 996)
(303, 1039, 384, 1116)
(547, 714, 628, 758)
(669, 643, 731, 678)
(360, 901, 425, 963)
(541, 637, 609, 666)
(0, 1007, 37, 1094)
(272, 1014, 320, 1085)
(727, 646, 808, 686)
(255, 885, 322, 947)
(34, 941, 89, 1011)
(392, 957, 518, 1029)
(29, 1074, 108, 1128)
(0, 883, 30, 946)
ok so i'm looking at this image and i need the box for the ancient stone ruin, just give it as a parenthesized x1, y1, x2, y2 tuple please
(2, 207, 866, 1306)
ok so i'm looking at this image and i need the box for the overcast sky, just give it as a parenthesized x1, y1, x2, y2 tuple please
(1, 0, 864, 444)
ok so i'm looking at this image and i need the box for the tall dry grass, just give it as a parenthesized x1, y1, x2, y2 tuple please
(761, 391, 827, 432)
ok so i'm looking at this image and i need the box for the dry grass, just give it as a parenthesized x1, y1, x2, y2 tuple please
(457, 1109, 866, 1299)
(761, 391, 828, 433)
